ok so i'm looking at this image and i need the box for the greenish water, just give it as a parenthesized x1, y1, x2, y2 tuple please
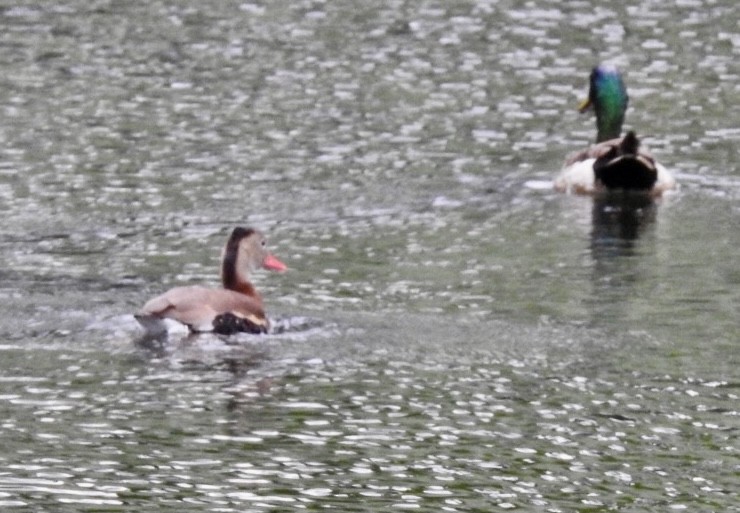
(0, 1, 738, 511)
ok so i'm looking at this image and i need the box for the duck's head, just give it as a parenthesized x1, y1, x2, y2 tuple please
(579, 64, 629, 143)
(221, 227, 287, 287)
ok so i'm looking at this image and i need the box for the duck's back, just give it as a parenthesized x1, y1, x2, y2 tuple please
(138, 285, 266, 332)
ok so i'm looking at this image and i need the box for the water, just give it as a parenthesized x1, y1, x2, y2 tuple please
(1, 0, 738, 511)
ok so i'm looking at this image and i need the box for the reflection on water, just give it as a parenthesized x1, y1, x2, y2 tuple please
(590, 192, 658, 257)
(587, 193, 661, 331)
(0, 0, 739, 511)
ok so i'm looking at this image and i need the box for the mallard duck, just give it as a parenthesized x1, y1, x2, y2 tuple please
(554, 64, 675, 196)
(135, 227, 287, 335)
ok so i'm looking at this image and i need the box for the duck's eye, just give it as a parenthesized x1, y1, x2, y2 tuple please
(261, 239, 267, 247)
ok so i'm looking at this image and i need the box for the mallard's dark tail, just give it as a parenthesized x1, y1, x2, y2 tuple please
(594, 131, 657, 190)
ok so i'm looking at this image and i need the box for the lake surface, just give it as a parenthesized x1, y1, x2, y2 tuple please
(0, 0, 738, 511)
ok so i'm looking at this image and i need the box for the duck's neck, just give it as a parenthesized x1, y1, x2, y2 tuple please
(595, 105, 625, 143)
(594, 80, 628, 143)
(221, 251, 262, 302)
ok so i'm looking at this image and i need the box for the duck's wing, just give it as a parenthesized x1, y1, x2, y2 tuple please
(137, 286, 267, 332)
(555, 137, 625, 194)
(562, 136, 624, 167)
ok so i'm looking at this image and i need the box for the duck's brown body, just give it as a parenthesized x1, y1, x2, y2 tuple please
(558, 131, 673, 195)
(138, 285, 269, 334)
(135, 227, 286, 335)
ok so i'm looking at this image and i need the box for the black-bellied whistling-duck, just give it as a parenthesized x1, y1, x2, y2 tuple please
(135, 227, 287, 335)
(554, 64, 675, 196)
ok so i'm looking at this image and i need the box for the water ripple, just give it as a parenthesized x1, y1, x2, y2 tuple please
(0, 0, 738, 511)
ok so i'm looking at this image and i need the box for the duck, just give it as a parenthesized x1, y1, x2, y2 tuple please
(554, 64, 675, 196)
(135, 227, 287, 335)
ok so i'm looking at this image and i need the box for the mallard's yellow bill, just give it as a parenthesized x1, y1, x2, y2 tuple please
(578, 97, 592, 113)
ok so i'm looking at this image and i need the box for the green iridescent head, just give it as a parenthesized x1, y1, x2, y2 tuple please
(579, 64, 629, 143)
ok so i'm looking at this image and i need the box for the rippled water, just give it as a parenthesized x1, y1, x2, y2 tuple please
(1, 0, 738, 511)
